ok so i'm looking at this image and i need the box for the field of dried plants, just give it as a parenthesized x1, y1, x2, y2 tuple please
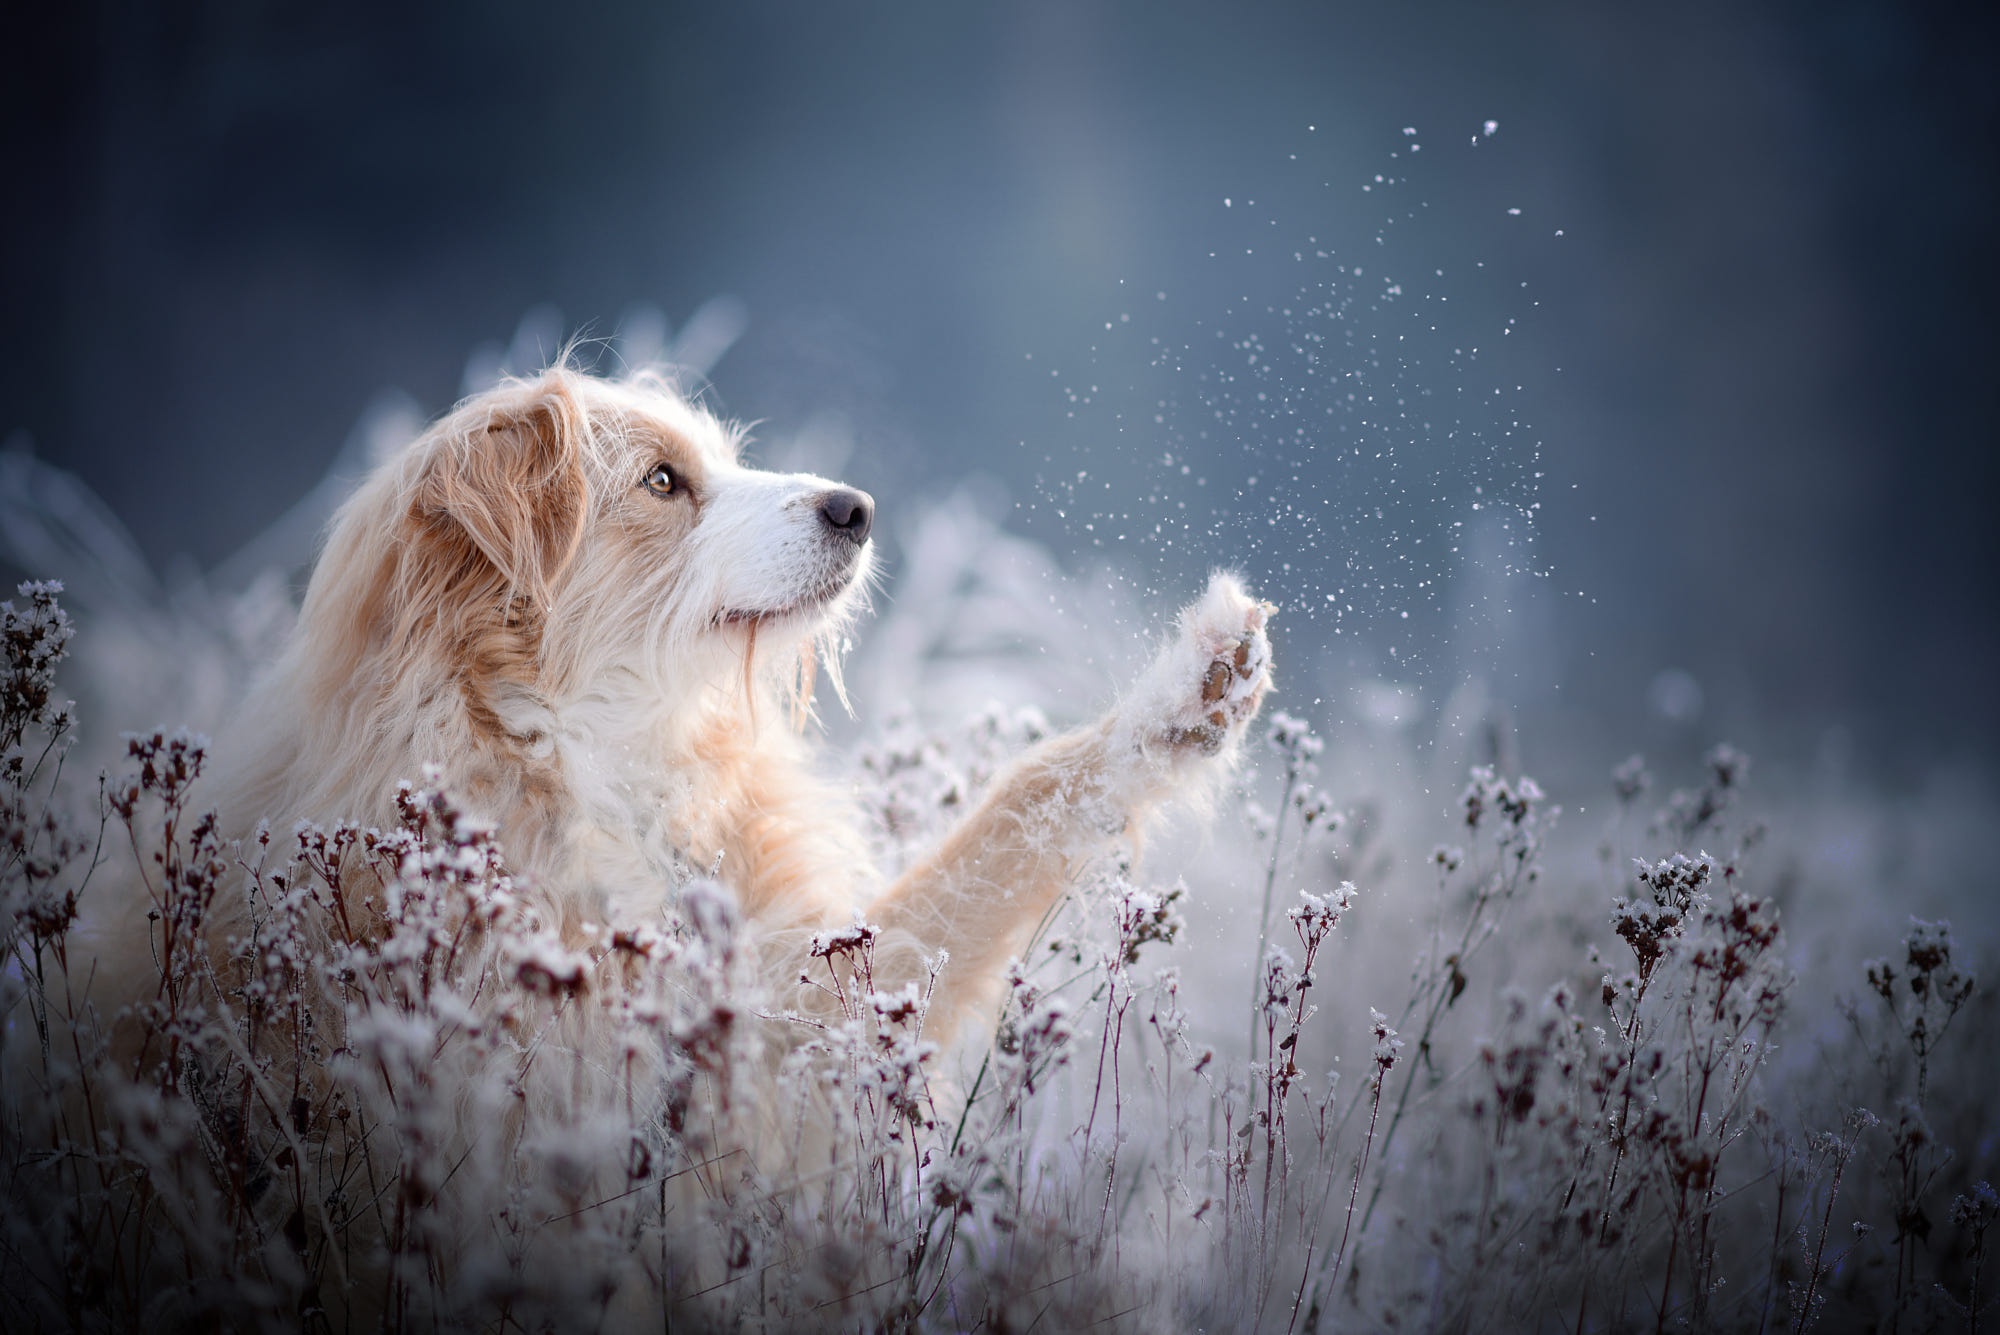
(3, 554, 1994, 1333)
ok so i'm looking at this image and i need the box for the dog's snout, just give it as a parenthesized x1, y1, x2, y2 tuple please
(817, 488, 875, 545)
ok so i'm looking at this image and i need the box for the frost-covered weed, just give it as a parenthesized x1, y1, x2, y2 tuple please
(2, 580, 1994, 1333)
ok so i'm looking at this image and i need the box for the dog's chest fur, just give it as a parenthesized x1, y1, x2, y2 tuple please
(523, 672, 852, 939)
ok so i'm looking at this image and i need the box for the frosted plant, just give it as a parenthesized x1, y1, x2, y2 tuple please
(1612, 753, 1651, 807)
(1246, 712, 1338, 1061)
(0, 580, 74, 754)
(1352, 763, 1556, 1236)
(1862, 916, 1977, 1105)
(1653, 742, 1749, 845)
(1947, 1180, 1998, 1329)
(1, 582, 92, 1053)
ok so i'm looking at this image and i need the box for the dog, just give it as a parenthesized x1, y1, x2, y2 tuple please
(213, 362, 1273, 1051)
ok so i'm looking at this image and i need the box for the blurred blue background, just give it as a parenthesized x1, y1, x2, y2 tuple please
(2, 0, 1995, 791)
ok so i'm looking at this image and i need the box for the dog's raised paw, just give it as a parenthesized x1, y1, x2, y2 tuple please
(1153, 572, 1274, 756)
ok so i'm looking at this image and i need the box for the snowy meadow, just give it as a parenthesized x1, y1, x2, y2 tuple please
(8, 0, 1999, 1325)
(2, 382, 1996, 1333)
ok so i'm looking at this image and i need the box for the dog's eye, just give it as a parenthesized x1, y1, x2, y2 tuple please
(642, 463, 678, 497)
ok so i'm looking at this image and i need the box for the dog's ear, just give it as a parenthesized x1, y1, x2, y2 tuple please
(413, 376, 593, 603)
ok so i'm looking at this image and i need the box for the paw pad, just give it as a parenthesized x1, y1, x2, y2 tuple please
(1202, 660, 1232, 703)
(1155, 575, 1274, 756)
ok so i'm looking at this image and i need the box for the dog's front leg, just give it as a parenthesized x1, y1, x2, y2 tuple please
(866, 572, 1273, 1038)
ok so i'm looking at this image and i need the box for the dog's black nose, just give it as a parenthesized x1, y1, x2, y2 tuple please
(818, 488, 875, 545)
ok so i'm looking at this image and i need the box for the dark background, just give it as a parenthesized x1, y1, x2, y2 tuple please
(3, 0, 1995, 789)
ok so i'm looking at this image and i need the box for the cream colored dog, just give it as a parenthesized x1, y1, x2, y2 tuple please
(216, 365, 1272, 1042)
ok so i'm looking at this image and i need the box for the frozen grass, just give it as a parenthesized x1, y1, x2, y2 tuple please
(2, 570, 1996, 1334)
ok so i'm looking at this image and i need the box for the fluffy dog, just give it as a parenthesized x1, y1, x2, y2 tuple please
(216, 364, 1272, 1046)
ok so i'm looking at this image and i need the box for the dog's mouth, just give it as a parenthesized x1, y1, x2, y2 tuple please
(716, 569, 858, 628)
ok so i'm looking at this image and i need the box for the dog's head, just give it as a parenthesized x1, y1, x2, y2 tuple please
(320, 365, 874, 732)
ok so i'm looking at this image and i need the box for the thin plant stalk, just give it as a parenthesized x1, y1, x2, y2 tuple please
(1247, 766, 1298, 1063)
